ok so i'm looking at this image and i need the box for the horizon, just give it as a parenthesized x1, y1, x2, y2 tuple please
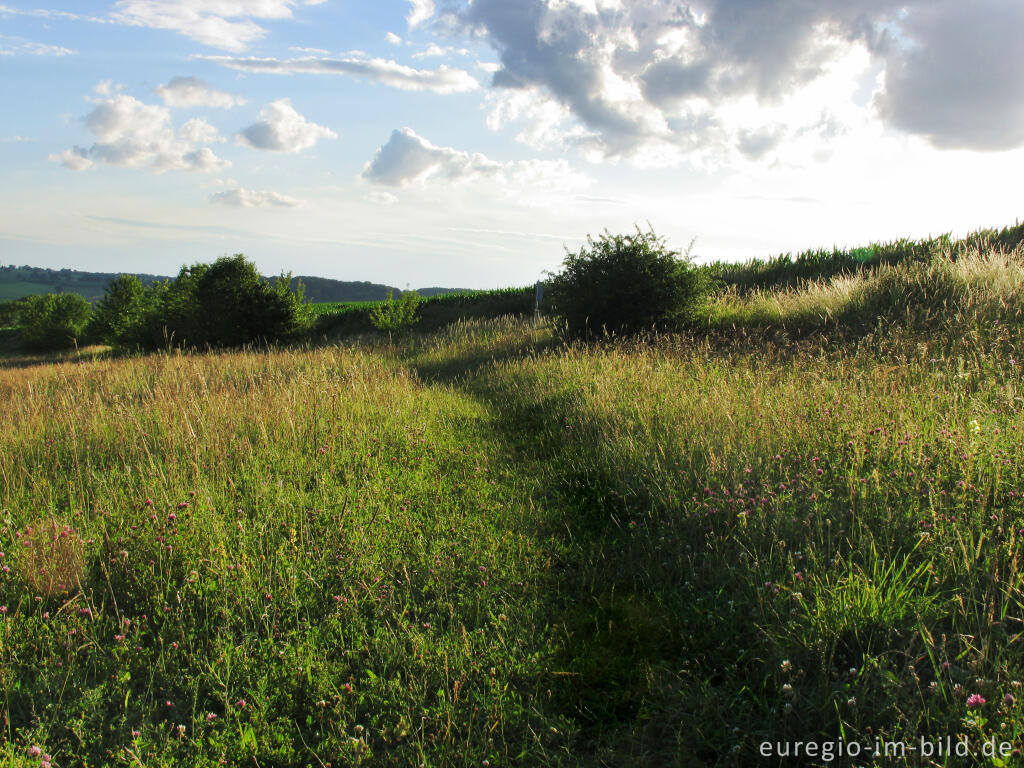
(2, 0, 1023, 290)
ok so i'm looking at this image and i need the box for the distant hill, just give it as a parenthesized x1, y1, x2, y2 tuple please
(0, 265, 166, 302)
(0, 264, 470, 304)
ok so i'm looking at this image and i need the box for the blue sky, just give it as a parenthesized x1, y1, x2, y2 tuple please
(1, 0, 1022, 289)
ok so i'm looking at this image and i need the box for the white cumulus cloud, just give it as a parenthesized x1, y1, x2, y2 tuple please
(236, 98, 336, 152)
(49, 89, 229, 173)
(209, 187, 302, 207)
(407, 0, 434, 29)
(156, 76, 245, 108)
(361, 127, 590, 195)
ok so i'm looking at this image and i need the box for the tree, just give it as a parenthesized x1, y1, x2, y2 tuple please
(87, 274, 147, 345)
(129, 255, 312, 349)
(545, 227, 708, 339)
(18, 293, 92, 351)
(370, 289, 421, 338)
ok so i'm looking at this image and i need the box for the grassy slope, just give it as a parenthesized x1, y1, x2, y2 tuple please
(2, 248, 1024, 765)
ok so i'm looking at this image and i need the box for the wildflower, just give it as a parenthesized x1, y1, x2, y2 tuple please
(114, 634, 126, 642)
(28, 746, 42, 757)
(206, 712, 217, 722)
(780, 659, 793, 673)
(168, 513, 177, 522)
(236, 699, 246, 708)
(0, 605, 6, 614)
(41, 756, 52, 768)
(166, 700, 174, 708)
(1005, 693, 1015, 706)
(132, 730, 141, 738)
(967, 694, 987, 708)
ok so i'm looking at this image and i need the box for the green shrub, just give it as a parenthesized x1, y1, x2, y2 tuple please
(126, 255, 312, 349)
(546, 227, 708, 338)
(369, 289, 421, 336)
(87, 274, 147, 345)
(18, 293, 92, 351)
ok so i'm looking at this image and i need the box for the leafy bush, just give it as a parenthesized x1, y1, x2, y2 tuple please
(18, 293, 92, 350)
(369, 289, 421, 336)
(546, 227, 708, 338)
(113, 255, 312, 349)
(86, 274, 147, 345)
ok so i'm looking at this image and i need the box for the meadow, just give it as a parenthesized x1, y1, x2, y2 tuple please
(2, 243, 1024, 766)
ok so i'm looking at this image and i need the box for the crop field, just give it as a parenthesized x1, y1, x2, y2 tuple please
(308, 301, 380, 318)
(2, 246, 1024, 766)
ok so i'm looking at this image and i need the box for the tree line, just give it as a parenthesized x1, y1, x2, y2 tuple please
(1, 255, 311, 351)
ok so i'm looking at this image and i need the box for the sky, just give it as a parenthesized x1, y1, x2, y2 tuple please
(0, 0, 1022, 289)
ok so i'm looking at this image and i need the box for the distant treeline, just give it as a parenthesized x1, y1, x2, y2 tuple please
(0, 264, 470, 304)
(699, 221, 1024, 294)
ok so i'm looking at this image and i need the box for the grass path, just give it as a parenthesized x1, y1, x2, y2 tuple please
(3, 317, 1024, 766)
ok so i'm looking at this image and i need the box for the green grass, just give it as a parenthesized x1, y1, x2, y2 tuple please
(3, 247, 1024, 765)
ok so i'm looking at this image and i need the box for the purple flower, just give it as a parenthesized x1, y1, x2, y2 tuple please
(967, 694, 987, 708)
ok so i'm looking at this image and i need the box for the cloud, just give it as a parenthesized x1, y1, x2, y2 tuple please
(156, 76, 245, 108)
(874, 0, 1024, 151)
(209, 187, 302, 207)
(385, 32, 402, 45)
(737, 126, 786, 160)
(407, 0, 434, 29)
(236, 98, 336, 152)
(361, 126, 590, 194)
(200, 54, 479, 94)
(109, 0, 325, 52)
(0, 34, 76, 56)
(49, 89, 229, 173)
(361, 127, 501, 186)
(444, 0, 1024, 163)
(364, 191, 399, 205)
(179, 117, 223, 144)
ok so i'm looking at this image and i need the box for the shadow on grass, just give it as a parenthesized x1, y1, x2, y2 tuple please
(405, 341, 770, 764)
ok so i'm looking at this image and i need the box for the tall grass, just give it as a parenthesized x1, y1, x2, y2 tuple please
(705, 244, 1024, 348)
(701, 221, 1024, 295)
(3, 247, 1024, 764)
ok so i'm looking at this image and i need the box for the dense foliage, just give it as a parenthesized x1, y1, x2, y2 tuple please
(546, 227, 709, 338)
(86, 274, 148, 346)
(108, 255, 312, 349)
(369, 289, 421, 335)
(17, 293, 92, 351)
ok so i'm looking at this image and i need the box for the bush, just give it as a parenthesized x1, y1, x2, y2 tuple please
(546, 227, 708, 338)
(370, 289, 421, 336)
(87, 274, 147, 345)
(119, 255, 312, 349)
(18, 293, 92, 351)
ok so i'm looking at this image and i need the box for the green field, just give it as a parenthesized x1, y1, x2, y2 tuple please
(2, 244, 1024, 765)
